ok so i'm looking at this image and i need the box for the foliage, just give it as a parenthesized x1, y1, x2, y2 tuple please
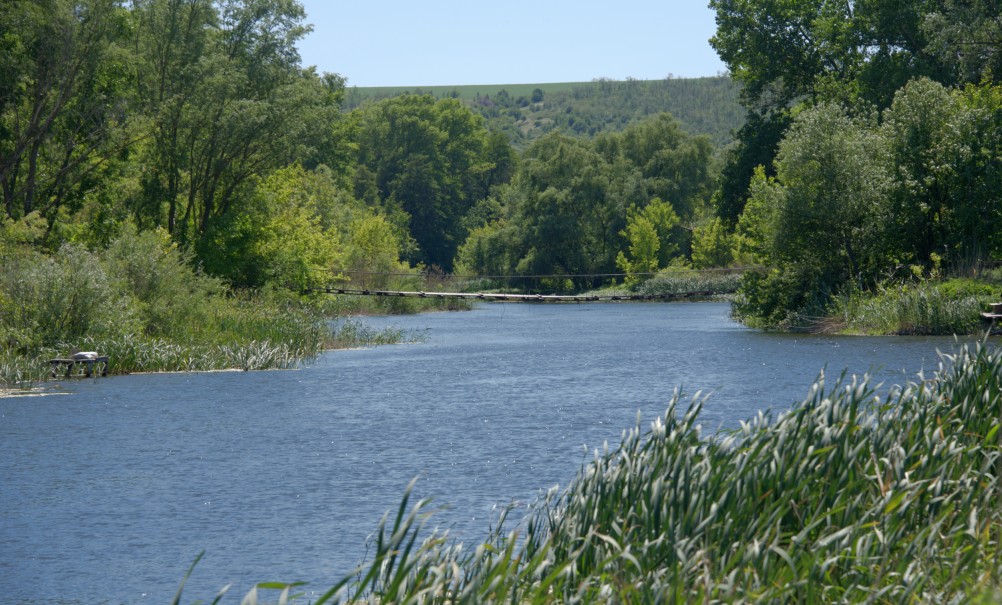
(0, 243, 138, 352)
(129, 0, 346, 250)
(709, 0, 1002, 297)
(709, 0, 985, 113)
(457, 115, 717, 290)
(351, 95, 498, 271)
(632, 266, 744, 298)
(0, 0, 134, 225)
(772, 103, 891, 289)
(731, 165, 781, 265)
(691, 216, 733, 269)
(732, 265, 830, 329)
(0, 231, 414, 386)
(102, 225, 223, 340)
(733, 79, 1002, 328)
(615, 198, 680, 283)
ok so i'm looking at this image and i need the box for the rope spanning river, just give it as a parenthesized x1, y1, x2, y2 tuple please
(0, 302, 968, 604)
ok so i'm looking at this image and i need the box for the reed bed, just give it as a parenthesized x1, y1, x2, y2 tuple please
(0, 350, 50, 388)
(0, 317, 406, 385)
(267, 340, 1002, 604)
(826, 280, 996, 335)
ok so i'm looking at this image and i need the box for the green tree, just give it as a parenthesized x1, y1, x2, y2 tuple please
(772, 103, 890, 288)
(341, 213, 408, 290)
(0, 0, 133, 224)
(353, 95, 497, 270)
(199, 165, 343, 289)
(923, 0, 1002, 86)
(130, 0, 345, 254)
(615, 198, 680, 282)
(732, 166, 782, 265)
(601, 114, 714, 221)
(691, 216, 733, 269)
(880, 78, 958, 270)
(715, 110, 791, 226)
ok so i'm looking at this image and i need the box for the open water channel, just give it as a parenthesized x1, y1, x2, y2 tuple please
(0, 302, 975, 603)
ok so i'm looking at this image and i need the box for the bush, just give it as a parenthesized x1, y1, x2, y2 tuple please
(0, 244, 137, 351)
(731, 265, 829, 329)
(102, 226, 223, 340)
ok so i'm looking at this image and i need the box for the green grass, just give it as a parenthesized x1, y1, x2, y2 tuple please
(825, 278, 999, 335)
(179, 339, 1002, 604)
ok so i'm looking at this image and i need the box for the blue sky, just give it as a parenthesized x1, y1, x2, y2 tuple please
(295, 1, 727, 87)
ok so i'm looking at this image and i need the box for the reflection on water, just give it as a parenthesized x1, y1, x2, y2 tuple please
(0, 302, 973, 603)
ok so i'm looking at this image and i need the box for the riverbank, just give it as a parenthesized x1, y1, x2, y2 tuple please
(814, 278, 999, 335)
(734, 274, 1001, 336)
(0, 227, 466, 388)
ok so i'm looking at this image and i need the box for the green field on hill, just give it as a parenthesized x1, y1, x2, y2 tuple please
(343, 77, 744, 146)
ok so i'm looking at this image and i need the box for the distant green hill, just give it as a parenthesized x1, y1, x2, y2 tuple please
(343, 77, 744, 147)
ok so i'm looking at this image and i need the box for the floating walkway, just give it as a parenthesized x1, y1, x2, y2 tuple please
(318, 288, 722, 302)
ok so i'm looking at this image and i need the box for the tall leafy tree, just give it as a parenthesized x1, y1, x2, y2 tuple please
(130, 0, 216, 232)
(772, 103, 891, 289)
(130, 0, 344, 253)
(353, 95, 496, 270)
(923, 0, 1002, 86)
(0, 0, 133, 224)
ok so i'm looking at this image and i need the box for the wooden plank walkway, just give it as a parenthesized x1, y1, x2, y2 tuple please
(318, 288, 722, 302)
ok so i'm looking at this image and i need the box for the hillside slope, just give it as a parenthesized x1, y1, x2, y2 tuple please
(343, 77, 743, 146)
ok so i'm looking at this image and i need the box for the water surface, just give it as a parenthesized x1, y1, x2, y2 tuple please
(0, 302, 970, 603)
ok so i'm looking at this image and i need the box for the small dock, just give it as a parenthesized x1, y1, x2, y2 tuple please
(982, 302, 1002, 334)
(49, 353, 109, 378)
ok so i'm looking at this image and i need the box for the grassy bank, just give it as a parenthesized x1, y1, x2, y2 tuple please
(183, 339, 1002, 604)
(823, 278, 1000, 335)
(0, 228, 457, 388)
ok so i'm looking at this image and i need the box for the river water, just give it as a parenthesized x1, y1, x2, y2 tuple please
(0, 302, 971, 604)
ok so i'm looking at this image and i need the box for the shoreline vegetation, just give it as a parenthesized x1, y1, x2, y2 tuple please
(5, 257, 997, 390)
(0, 227, 464, 390)
(175, 339, 1002, 604)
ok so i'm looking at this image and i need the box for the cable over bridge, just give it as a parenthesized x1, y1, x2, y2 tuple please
(310, 268, 756, 302)
(315, 288, 725, 303)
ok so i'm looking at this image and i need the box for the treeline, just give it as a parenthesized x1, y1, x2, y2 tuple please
(1, 0, 372, 290)
(455, 115, 716, 291)
(1, 0, 734, 300)
(0, 0, 487, 369)
(708, 0, 1002, 329)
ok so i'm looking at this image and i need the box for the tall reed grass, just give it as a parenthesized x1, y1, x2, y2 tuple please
(826, 279, 997, 335)
(212, 340, 1002, 604)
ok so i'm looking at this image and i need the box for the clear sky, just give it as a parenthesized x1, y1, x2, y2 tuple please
(295, 1, 727, 87)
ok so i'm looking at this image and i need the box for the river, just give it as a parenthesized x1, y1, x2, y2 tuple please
(0, 302, 970, 604)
